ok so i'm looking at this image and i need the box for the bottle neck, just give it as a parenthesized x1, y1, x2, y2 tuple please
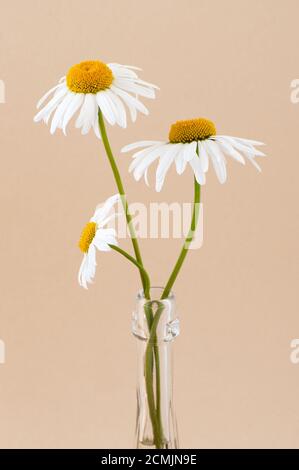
(132, 287, 179, 343)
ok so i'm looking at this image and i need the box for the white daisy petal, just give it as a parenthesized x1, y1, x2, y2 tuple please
(217, 135, 265, 147)
(129, 152, 151, 174)
(97, 227, 117, 237)
(75, 93, 91, 128)
(36, 83, 65, 109)
(93, 117, 101, 139)
(104, 92, 122, 125)
(92, 193, 120, 224)
(175, 149, 187, 175)
(121, 64, 143, 71)
(100, 212, 121, 228)
(234, 141, 265, 157)
(133, 145, 166, 181)
(221, 136, 265, 157)
(50, 93, 75, 134)
(85, 244, 97, 283)
(113, 78, 155, 99)
(111, 85, 149, 117)
(108, 64, 139, 79)
(79, 244, 97, 288)
(204, 140, 227, 184)
(81, 118, 92, 135)
(129, 148, 153, 173)
(156, 144, 181, 192)
(95, 229, 118, 247)
(105, 89, 127, 128)
(108, 63, 142, 73)
(96, 92, 116, 126)
(197, 141, 209, 172)
(110, 85, 137, 121)
(122, 140, 163, 153)
(83, 94, 97, 131)
(75, 97, 96, 135)
(183, 141, 197, 161)
(189, 154, 206, 184)
(44, 107, 57, 126)
(33, 86, 68, 123)
(134, 78, 160, 90)
(240, 144, 266, 158)
(129, 144, 165, 173)
(83, 261, 92, 286)
(61, 93, 84, 135)
(144, 168, 149, 186)
(93, 238, 111, 252)
(213, 137, 246, 165)
(247, 156, 262, 172)
(78, 255, 88, 289)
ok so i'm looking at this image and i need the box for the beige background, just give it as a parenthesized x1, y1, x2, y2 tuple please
(0, 0, 298, 448)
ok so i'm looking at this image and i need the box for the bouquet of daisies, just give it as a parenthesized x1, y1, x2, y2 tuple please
(34, 59, 265, 448)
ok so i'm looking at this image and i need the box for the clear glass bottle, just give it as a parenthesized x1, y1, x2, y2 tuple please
(132, 287, 179, 449)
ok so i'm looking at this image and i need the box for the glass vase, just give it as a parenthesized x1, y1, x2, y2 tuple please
(132, 287, 179, 449)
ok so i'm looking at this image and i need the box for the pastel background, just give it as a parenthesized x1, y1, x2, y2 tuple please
(0, 0, 298, 448)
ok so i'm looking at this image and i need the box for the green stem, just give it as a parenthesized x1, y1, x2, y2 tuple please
(98, 109, 147, 293)
(109, 244, 150, 299)
(162, 178, 201, 300)
(148, 178, 201, 444)
(153, 342, 162, 441)
(97, 111, 163, 447)
(144, 302, 165, 448)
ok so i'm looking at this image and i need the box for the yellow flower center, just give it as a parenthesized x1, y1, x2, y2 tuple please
(66, 60, 113, 94)
(169, 118, 216, 143)
(78, 222, 97, 253)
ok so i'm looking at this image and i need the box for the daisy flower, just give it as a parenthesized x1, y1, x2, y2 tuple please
(122, 118, 266, 191)
(34, 60, 158, 137)
(78, 194, 120, 289)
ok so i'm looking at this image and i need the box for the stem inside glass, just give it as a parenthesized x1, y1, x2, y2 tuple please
(133, 287, 179, 449)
